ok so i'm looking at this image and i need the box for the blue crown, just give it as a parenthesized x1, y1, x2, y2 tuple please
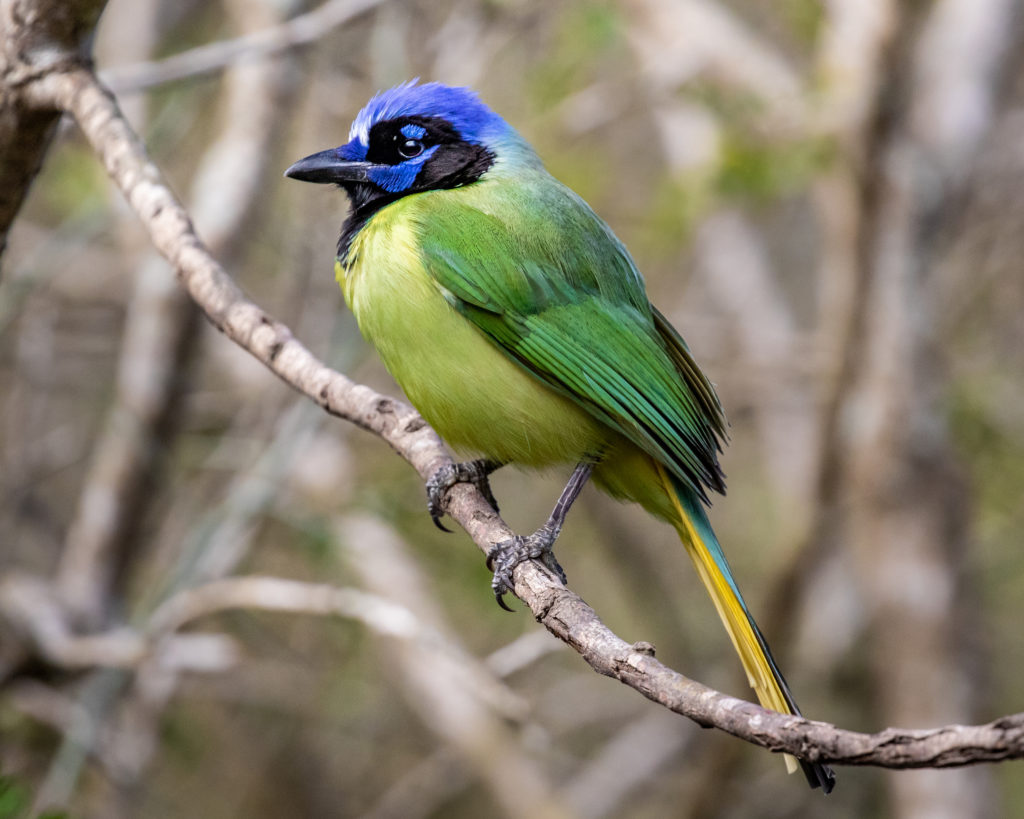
(348, 80, 509, 149)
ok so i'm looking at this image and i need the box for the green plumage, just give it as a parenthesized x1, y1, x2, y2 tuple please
(339, 160, 725, 510)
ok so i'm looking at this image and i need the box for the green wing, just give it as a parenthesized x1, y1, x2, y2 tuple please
(417, 180, 727, 501)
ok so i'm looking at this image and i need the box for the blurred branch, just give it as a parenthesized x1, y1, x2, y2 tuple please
(624, 0, 803, 114)
(54, 258, 196, 626)
(0, 572, 237, 673)
(483, 628, 563, 677)
(148, 575, 458, 649)
(338, 514, 568, 819)
(693, 210, 820, 516)
(6, 61, 1021, 773)
(100, 0, 386, 94)
(362, 630, 560, 819)
(1, 574, 145, 669)
(89, 399, 326, 787)
(57, 0, 304, 628)
(361, 749, 468, 819)
(3, 570, 502, 678)
(564, 711, 692, 818)
(10, 569, 519, 811)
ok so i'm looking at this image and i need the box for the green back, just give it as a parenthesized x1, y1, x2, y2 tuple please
(414, 169, 727, 501)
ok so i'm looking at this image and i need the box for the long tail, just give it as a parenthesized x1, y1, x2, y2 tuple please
(656, 464, 835, 793)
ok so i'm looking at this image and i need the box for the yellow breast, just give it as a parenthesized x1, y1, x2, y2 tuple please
(337, 198, 608, 466)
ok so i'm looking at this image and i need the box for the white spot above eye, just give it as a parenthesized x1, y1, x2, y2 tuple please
(349, 121, 370, 147)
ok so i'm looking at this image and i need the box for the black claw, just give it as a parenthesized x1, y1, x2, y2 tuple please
(426, 459, 502, 530)
(426, 463, 458, 528)
(485, 527, 566, 610)
(487, 540, 518, 611)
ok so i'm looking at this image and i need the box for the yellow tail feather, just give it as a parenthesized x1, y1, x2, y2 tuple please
(656, 463, 799, 775)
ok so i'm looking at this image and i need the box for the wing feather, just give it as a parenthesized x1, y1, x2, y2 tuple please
(417, 182, 727, 500)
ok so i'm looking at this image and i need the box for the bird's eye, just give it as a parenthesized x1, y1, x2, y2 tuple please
(398, 138, 423, 159)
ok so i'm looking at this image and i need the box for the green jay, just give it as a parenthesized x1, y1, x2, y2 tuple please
(286, 81, 834, 792)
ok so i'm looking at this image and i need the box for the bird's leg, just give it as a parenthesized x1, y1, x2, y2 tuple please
(487, 461, 594, 610)
(427, 458, 503, 531)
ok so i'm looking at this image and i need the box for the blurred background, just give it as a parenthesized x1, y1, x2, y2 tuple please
(2, 0, 1023, 816)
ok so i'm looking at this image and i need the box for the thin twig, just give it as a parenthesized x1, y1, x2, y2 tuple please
(100, 0, 386, 93)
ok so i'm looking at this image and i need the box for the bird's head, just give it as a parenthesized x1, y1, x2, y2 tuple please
(285, 81, 519, 212)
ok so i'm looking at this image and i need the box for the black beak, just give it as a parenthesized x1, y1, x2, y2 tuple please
(284, 148, 371, 185)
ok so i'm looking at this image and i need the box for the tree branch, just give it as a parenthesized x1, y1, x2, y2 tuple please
(0, 0, 105, 260)
(12, 58, 1024, 773)
(100, 0, 386, 93)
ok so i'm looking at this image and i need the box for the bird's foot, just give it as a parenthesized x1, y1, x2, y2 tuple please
(426, 459, 501, 532)
(486, 525, 566, 612)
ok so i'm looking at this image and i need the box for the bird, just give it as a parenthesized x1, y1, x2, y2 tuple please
(285, 80, 835, 792)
